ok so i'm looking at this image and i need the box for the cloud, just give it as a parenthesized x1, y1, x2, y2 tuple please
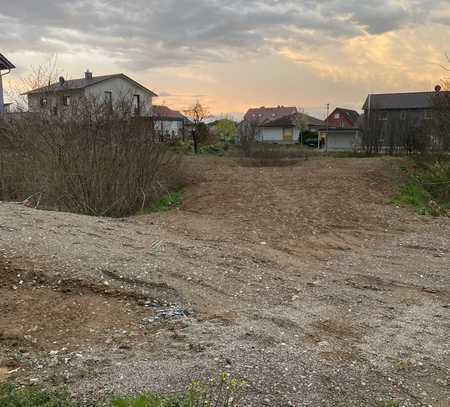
(2, 0, 447, 71)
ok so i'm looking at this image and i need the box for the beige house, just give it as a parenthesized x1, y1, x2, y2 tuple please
(25, 71, 157, 117)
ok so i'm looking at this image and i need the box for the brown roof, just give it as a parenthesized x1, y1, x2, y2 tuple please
(24, 73, 157, 96)
(153, 105, 185, 120)
(244, 106, 297, 124)
(153, 105, 193, 124)
(262, 112, 325, 128)
(0, 53, 15, 70)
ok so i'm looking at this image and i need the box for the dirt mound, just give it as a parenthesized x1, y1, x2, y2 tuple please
(0, 156, 449, 405)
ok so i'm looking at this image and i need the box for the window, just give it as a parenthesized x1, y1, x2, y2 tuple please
(52, 105, 58, 116)
(62, 95, 70, 106)
(104, 91, 112, 106)
(334, 113, 340, 119)
(377, 111, 388, 121)
(400, 111, 406, 120)
(40, 97, 47, 107)
(132, 94, 140, 115)
(424, 110, 432, 120)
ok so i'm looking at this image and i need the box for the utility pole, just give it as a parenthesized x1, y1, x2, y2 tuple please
(325, 103, 330, 152)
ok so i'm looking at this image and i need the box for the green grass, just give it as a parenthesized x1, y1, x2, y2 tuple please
(140, 190, 183, 214)
(393, 155, 450, 216)
(0, 384, 74, 407)
(109, 393, 194, 407)
(393, 181, 435, 215)
(0, 373, 246, 407)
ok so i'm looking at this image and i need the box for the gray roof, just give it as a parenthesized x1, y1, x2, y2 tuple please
(0, 53, 15, 70)
(24, 73, 157, 96)
(362, 92, 440, 110)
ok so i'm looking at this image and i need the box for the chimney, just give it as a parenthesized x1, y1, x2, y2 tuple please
(85, 70, 93, 80)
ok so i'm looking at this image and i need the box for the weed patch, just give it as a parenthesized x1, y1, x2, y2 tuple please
(0, 384, 74, 407)
(141, 189, 183, 214)
(394, 155, 450, 216)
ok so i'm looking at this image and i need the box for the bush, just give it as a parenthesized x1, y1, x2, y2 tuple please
(169, 140, 193, 154)
(0, 106, 185, 217)
(199, 143, 225, 156)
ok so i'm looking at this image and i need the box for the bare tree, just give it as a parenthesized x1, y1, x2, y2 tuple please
(184, 101, 209, 154)
(238, 119, 259, 157)
(431, 81, 450, 151)
(292, 111, 308, 145)
(6, 56, 63, 112)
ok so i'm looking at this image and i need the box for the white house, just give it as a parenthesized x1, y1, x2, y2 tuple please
(257, 112, 325, 144)
(0, 53, 15, 114)
(153, 105, 192, 140)
(25, 71, 157, 116)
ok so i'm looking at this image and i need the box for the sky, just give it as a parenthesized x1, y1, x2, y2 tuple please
(2, 0, 450, 119)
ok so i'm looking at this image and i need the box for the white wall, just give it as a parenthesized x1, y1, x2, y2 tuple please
(154, 120, 184, 136)
(85, 77, 153, 116)
(258, 127, 300, 143)
(326, 130, 360, 151)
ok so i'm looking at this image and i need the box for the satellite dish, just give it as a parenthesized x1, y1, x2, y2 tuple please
(435, 85, 441, 92)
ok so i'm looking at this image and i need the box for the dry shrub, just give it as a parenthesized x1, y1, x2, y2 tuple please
(238, 143, 306, 167)
(0, 103, 185, 217)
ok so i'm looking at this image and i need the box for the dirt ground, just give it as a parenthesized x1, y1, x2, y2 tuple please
(0, 156, 449, 406)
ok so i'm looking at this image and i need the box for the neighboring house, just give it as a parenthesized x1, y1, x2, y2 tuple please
(362, 91, 438, 124)
(258, 112, 325, 144)
(244, 106, 297, 125)
(321, 107, 361, 151)
(319, 128, 361, 151)
(361, 90, 444, 150)
(326, 107, 359, 129)
(24, 71, 157, 117)
(153, 105, 192, 140)
(0, 53, 15, 115)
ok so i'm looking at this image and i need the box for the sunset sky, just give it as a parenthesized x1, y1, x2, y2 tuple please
(2, 0, 450, 119)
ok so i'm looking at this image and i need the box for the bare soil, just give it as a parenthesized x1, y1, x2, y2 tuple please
(0, 156, 449, 406)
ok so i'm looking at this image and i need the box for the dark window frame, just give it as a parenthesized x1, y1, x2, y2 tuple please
(104, 91, 112, 106)
(62, 95, 70, 106)
(133, 94, 141, 115)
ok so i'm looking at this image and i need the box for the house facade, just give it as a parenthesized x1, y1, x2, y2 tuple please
(25, 71, 157, 117)
(326, 107, 359, 129)
(361, 91, 441, 151)
(0, 53, 15, 115)
(258, 112, 325, 144)
(153, 105, 191, 140)
(321, 107, 361, 151)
